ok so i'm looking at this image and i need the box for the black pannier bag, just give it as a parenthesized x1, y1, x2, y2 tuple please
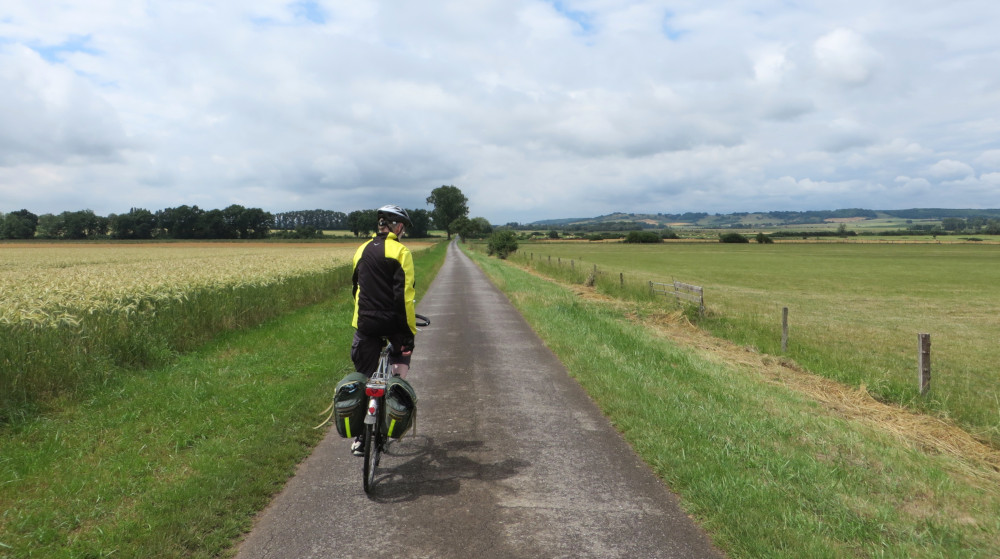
(333, 372, 369, 438)
(381, 376, 418, 439)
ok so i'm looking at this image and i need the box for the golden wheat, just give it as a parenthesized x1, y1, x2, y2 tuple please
(0, 244, 355, 328)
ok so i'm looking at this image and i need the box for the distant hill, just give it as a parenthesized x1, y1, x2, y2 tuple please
(526, 208, 1000, 230)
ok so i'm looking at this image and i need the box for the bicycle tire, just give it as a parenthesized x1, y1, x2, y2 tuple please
(363, 422, 377, 493)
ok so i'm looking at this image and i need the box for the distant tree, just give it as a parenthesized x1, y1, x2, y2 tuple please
(755, 232, 774, 244)
(198, 209, 233, 239)
(471, 217, 493, 238)
(661, 227, 679, 240)
(273, 209, 346, 231)
(223, 204, 249, 238)
(719, 232, 749, 243)
(241, 207, 273, 238)
(1, 209, 39, 239)
(110, 208, 157, 239)
(624, 231, 661, 243)
(487, 230, 518, 259)
(347, 210, 363, 236)
(450, 216, 471, 240)
(941, 217, 966, 232)
(347, 209, 378, 237)
(60, 210, 105, 239)
(406, 208, 431, 238)
(157, 205, 204, 239)
(452, 216, 492, 240)
(426, 185, 469, 239)
(35, 214, 62, 239)
(548, 230, 559, 239)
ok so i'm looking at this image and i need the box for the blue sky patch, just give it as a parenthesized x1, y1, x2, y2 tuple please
(251, 1, 327, 27)
(290, 0, 326, 24)
(30, 34, 101, 62)
(548, 0, 595, 35)
(662, 11, 687, 41)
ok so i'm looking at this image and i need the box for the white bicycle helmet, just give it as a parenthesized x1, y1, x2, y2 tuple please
(377, 204, 412, 227)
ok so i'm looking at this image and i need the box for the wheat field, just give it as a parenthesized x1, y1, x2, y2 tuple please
(1, 242, 359, 418)
(0, 243, 355, 328)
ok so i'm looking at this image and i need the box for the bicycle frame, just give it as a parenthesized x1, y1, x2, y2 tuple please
(365, 343, 391, 427)
(362, 343, 392, 493)
(360, 313, 429, 494)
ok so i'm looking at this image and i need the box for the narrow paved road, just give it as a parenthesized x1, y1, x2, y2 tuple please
(235, 242, 723, 559)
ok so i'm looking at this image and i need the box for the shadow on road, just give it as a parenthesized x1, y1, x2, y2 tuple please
(367, 435, 529, 503)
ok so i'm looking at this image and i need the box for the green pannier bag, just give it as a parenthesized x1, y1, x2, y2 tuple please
(333, 372, 369, 439)
(381, 376, 418, 439)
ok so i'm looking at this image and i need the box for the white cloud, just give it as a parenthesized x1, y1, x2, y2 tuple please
(1, 1, 1000, 222)
(813, 28, 882, 86)
(0, 45, 129, 165)
(928, 159, 975, 180)
(975, 149, 1000, 170)
(753, 45, 792, 85)
(895, 175, 933, 194)
(980, 172, 1000, 187)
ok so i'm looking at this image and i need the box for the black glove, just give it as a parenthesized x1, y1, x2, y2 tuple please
(399, 335, 415, 354)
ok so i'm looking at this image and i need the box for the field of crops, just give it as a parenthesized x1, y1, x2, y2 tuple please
(0, 242, 365, 420)
(501, 240, 1000, 446)
(1, 243, 357, 328)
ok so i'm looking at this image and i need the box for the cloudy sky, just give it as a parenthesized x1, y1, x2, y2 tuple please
(2, 1, 1000, 224)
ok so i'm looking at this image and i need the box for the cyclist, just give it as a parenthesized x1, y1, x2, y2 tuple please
(349, 204, 417, 456)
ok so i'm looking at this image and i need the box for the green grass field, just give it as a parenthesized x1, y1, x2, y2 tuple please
(502, 241, 1000, 447)
(464, 244, 1000, 558)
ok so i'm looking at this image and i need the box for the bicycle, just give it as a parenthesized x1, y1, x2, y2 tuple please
(362, 313, 430, 494)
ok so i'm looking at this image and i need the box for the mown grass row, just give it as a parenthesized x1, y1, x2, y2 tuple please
(463, 245, 1000, 558)
(0, 240, 447, 558)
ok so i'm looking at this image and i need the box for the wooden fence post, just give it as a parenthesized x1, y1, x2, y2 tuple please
(919, 333, 931, 395)
(781, 307, 789, 353)
(620, 272, 624, 287)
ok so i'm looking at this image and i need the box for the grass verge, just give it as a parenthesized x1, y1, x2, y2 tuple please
(463, 245, 1000, 558)
(0, 240, 447, 558)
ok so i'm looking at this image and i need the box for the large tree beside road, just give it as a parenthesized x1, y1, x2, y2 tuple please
(426, 185, 469, 239)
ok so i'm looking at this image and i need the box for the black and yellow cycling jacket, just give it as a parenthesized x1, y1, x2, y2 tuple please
(351, 231, 417, 337)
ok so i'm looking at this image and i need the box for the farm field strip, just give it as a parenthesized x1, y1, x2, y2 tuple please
(0, 241, 377, 419)
(0, 243, 358, 328)
(508, 241, 1000, 445)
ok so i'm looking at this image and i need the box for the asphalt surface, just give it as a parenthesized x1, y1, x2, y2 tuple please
(234, 241, 724, 559)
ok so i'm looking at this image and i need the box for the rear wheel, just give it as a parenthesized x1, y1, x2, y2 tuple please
(363, 422, 377, 493)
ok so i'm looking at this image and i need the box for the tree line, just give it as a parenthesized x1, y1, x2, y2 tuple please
(0, 206, 274, 240)
(1, 184, 486, 241)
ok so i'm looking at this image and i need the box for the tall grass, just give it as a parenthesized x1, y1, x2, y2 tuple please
(465, 245, 1000, 558)
(478, 241, 1000, 446)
